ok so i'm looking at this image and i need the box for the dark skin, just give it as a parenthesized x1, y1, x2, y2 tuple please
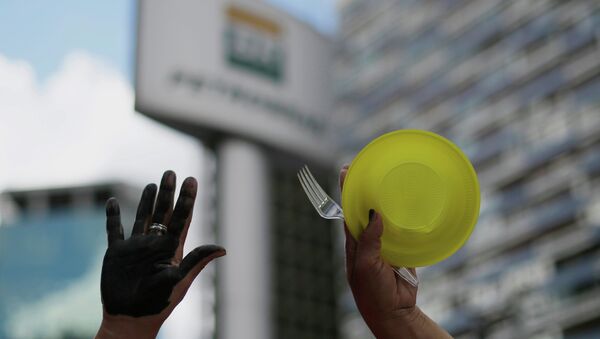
(96, 171, 225, 339)
(96, 168, 450, 338)
(340, 166, 452, 338)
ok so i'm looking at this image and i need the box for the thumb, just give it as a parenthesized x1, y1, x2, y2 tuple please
(357, 209, 383, 263)
(179, 245, 226, 283)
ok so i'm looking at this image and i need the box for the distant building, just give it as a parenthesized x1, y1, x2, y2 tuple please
(135, 1, 339, 338)
(335, 0, 600, 338)
(0, 183, 134, 338)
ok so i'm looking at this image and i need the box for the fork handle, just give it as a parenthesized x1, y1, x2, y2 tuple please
(392, 267, 419, 287)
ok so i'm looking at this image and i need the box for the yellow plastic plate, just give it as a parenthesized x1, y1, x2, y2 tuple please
(342, 130, 480, 267)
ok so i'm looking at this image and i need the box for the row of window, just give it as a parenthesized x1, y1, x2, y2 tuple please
(337, 0, 596, 99)
(338, 2, 600, 118)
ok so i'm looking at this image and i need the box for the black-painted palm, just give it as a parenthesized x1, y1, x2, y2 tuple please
(100, 171, 225, 318)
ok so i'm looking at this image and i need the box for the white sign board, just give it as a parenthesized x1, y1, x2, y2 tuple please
(135, 0, 334, 162)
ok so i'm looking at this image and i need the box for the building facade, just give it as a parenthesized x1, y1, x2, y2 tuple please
(0, 184, 134, 338)
(135, 1, 340, 338)
(335, 0, 600, 338)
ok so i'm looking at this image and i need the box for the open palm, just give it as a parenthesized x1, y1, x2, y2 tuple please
(101, 171, 225, 318)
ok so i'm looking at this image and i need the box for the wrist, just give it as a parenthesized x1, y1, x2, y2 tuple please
(96, 311, 161, 339)
(368, 306, 425, 339)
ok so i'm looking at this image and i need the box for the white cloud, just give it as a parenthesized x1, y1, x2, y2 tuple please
(0, 52, 208, 338)
(0, 51, 203, 192)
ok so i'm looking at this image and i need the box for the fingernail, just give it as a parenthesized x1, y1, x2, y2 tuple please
(106, 198, 119, 215)
(161, 170, 176, 186)
(143, 183, 157, 196)
(182, 177, 198, 196)
(369, 209, 375, 222)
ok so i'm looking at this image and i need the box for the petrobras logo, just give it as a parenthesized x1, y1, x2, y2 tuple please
(224, 5, 284, 82)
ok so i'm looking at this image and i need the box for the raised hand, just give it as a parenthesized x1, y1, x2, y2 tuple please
(340, 166, 451, 338)
(97, 171, 225, 339)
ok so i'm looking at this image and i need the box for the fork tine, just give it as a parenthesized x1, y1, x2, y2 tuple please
(299, 169, 324, 206)
(297, 172, 323, 212)
(297, 172, 319, 209)
(303, 165, 331, 201)
(300, 167, 326, 205)
(301, 166, 327, 202)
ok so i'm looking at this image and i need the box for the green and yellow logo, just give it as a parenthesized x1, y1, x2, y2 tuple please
(224, 5, 284, 82)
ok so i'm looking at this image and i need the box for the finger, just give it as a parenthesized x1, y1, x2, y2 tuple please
(357, 209, 384, 262)
(105, 198, 124, 246)
(179, 245, 226, 282)
(132, 184, 157, 236)
(344, 223, 358, 280)
(169, 177, 197, 238)
(339, 164, 349, 193)
(152, 170, 176, 226)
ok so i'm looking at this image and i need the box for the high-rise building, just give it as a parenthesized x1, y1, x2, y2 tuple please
(0, 184, 132, 338)
(335, 0, 600, 338)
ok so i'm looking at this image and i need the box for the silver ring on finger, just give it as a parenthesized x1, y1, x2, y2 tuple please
(149, 223, 168, 235)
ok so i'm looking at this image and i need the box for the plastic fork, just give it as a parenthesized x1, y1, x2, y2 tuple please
(297, 165, 419, 287)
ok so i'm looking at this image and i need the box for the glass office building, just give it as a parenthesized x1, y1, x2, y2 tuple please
(335, 0, 600, 338)
(0, 184, 133, 338)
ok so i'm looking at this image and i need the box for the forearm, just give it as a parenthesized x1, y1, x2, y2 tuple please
(368, 307, 453, 339)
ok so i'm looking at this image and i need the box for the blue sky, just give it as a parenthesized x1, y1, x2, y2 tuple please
(0, 0, 337, 82)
